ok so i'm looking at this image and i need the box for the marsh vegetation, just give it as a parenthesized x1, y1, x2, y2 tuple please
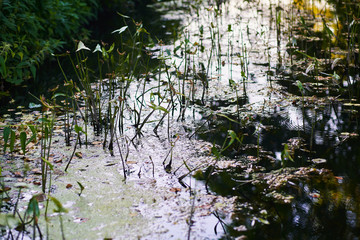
(1, 0, 360, 239)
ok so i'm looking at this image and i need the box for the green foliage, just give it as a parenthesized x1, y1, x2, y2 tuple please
(50, 196, 68, 213)
(19, 131, 26, 155)
(26, 196, 40, 220)
(0, 0, 98, 85)
(281, 144, 294, 167)
(77, 181, 85, 196)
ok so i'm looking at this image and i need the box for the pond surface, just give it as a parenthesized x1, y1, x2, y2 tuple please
(1, 0, 360, 239)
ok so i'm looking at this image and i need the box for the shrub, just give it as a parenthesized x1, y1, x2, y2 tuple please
(0, 0, 97, 85)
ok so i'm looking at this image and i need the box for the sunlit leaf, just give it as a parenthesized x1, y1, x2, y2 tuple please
(258, 217, 270, 225)
(228, 130, 241, 145)
(322, 19, 334, 37)
(93, 44, 102, 53)
(311, 158, 327, 164)
(116, 12, 130, 18)
(281, 144, 294, 164)
(305, 63, 314, 74)
(331, 58, 342, 70)
(28, 102, 42, 109)
(296, 80, 304, 93)
(332, 71, 340, 82)
(76, 41, 90, 52)
(112, 26, 128, 35)
(52, 93, 66, 99)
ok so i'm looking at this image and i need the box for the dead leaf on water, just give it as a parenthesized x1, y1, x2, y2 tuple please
(0, 187, 11, 193)
(54, 159, 63, 163)
(34, 193, 46, 202)
(23, 157, 34, 162)
(105, 163, 116, 167)
(170, 187, 181, 193)
(129, 212, 138, 217)
(126, 160, 137, 164)
(14, 172, 23, 178)
(311, 158, 327, 164)
(31, 168, 42, 175)
(91, 141, 102, 146)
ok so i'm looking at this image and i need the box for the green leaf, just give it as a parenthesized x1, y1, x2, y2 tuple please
(211, 146, 221, 159)
(258, 217, 270, 225)
(0, 56, 6, 78)
(215, 113, 239, 124)
(29, 102, 41, 109)
(137, 27, 150, 35)
(111, 26, 128, 35)
(229, 79, 236, 88)
(107, 43, 115, 54)
(228, 130, 241, 144)
(26, 197, 40, 218)
(165, 49, 171, 56)
(74, 125, 85, 134)
(16, 68, 23, 84)
(77, 181, 84, 196)
(44, 126, 49, 140)
(116, 12, 130, 18)
(305, 63, 315, 74)
(0, 214, 20, 228)
(52, 93, 66, 99)
(9, 130, 15, 153)
(323, 19, 334, 37)
(20, 131, 27, 155)
(332, 71, 340, 81)
(18, 52, 24, 61)
(30, 65, 36, 79)
(41, 157, 53, 171)
(3, 127, 11, 153)
(331, 58, 341, 70)
(149, 103, 169, 113)
(26, 125, 37, 145)
(50, 197, 68, 213)
(281, 144, 294, 163)
(296, 80, 304, 93)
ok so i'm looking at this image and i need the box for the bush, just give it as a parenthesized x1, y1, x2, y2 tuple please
(0, 0, 97, 85)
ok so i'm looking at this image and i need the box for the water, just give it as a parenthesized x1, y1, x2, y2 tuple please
(1, 0, 360, 239)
